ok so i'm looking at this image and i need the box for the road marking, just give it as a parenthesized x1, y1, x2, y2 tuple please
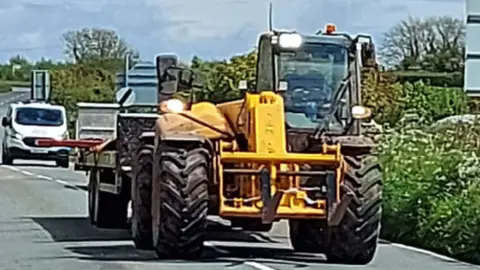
(54, 179, 69, 185)
(20, 170, 33, 176)
(244, 261, 276, 270)
(4, 165, 20, 172)
(204, 241, 229, 254)
(391, 243, 480, 267)
(0, 165, 80, 190)
(37, 175, 53, 181)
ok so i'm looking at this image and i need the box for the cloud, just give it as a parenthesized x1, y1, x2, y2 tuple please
(0, 0, 465, 62)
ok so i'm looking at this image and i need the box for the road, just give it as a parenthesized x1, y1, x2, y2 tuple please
(0, 91, 478, 270)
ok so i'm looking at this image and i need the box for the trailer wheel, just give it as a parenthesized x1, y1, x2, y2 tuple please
(2, 146, 13, 165)
(131, 142, 154, 250)
(87, 171, 96, 225)
(90, 169, 129, 229)
(152, 141, 210, 259)
(325, 154, 382, 265)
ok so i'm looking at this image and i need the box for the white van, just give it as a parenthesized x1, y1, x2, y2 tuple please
(1, 102, 70, 167)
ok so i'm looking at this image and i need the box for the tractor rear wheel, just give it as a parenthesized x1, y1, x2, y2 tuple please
(131, 142, 154, 250)
(289, 219, 327, 253)
(152, 141, 210, 259)
(325, 154, 382, 264)
(289, 167, 327, 253)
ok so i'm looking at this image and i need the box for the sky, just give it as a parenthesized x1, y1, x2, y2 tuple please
(0, 0, 465, 64)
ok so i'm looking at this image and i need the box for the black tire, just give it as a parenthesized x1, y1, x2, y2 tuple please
(2, 146, 13, 165)
(87, 171, 96, 225)
(131, 142, 154, 250)
(90, 170, 129, 229)
(152, 142, 210, 259)
(289, 166, 327, 253)
(324, 154, 382, 265)
(56, 158, 69, 168)
(289, 219, 327, 253)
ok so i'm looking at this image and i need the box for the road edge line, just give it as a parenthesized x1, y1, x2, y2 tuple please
(391, 243, 480, 267)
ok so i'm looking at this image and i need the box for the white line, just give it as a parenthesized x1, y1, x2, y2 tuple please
(244, 261, 276, 270)
(55, 179, 69, 186)
(204, 241, 229, 254)
(20, 170, 33, 176)
(391, 243, 480, 267)
(3, 165, 20, 171)
(37, 175, 53, 181)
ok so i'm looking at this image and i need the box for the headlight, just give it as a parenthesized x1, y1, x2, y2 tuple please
(160, 99, 185, 113)
(278, 33, 302, 48)
(351, 105, 372, 119)
(14, 133, 22, 140)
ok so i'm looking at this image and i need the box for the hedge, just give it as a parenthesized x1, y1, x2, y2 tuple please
(379, 122, 480, 264)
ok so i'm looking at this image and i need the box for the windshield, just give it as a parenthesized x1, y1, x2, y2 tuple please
(277, 43, 348, 129)
(14, 107, 64, 127)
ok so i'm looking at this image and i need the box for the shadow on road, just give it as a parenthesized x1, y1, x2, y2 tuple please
(26, 215, 327, 266)
(66, 244, 322, 267)
(27, 216, 131, 242)
(28, 216, 277, 244)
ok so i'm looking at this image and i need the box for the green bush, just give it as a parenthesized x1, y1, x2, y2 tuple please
(379, 123, 480, 264)
(50, 64, 115, 134)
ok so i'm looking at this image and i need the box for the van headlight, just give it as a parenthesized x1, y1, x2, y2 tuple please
(10, 130, 22, 140)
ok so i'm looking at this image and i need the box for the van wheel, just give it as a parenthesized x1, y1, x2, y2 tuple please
(2, 147, 13, 165)
(56, 158, 69, 168)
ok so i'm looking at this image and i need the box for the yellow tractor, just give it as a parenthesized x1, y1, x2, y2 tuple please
(132, 24, 382, 264)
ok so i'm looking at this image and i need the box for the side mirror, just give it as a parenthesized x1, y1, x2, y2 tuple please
(115, 87, 136, 107)
(1, 117, 10, 127)
(171, 68, 205, 91)
(156, 54, 178, 79)
(352, 34, 377, 68)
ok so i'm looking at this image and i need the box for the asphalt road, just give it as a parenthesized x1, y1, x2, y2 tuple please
(0, 91, 478, 270)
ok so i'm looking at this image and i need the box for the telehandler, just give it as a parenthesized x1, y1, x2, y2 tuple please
(132, 24, 382, 264)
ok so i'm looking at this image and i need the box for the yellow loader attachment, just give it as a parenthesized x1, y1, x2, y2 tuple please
(218, 91, 345, 223)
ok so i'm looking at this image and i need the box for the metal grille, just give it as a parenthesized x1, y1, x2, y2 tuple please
(23, 137, 48, 147)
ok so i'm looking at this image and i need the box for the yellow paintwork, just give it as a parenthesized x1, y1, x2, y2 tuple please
(156, 101, 234, 140)
(155, 92, 345, 219)
(217, 92, 344, 219)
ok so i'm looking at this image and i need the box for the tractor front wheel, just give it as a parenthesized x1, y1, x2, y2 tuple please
(152, 141, 210, 259)
(325, 154, 382, 265)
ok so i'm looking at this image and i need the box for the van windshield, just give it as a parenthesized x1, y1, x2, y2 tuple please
(15, 108, 64, 127)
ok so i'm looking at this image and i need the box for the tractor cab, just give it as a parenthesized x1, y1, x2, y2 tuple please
(246, 24, 376, 135)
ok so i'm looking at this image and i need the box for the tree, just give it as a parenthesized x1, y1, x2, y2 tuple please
(190, 51, 257, 102)
(62, 28, 139, 72)
(379, 16, 465, 72)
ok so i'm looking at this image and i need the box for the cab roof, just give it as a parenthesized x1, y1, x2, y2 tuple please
(301, 34, 351, 47)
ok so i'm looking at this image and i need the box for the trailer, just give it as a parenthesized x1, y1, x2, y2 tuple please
(36, 54, 198, 231)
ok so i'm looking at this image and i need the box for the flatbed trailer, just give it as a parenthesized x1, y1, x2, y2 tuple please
(38, 102, 159, 228)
